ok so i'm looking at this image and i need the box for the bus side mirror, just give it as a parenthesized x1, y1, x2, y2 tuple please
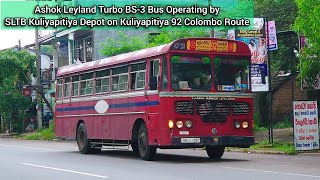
(150, 76, 158, 90)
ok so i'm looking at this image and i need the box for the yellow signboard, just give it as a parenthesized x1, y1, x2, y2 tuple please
(186, 40, 237, 52)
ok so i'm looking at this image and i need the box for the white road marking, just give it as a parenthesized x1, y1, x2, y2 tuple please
(220, 166, 320, 178)
(0, 143, 62, 151)
(21, 163, 109, 179)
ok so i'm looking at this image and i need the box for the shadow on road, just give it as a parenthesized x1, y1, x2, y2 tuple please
(66, 149, 249, 164)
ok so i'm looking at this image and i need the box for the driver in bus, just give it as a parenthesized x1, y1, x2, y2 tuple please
(190, 73, 211, 90)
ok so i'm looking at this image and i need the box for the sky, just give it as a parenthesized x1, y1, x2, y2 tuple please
(0, 30, 35, 50)
(0, 30, 55, 50)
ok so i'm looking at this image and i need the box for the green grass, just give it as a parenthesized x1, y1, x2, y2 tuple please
(22, 122, 56, 141)
(250, 140, 297, 155)
(254, 126, 268, 132)
(274, 116, 292, 129)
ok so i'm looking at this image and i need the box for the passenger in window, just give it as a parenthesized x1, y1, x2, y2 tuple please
(201, 74, 211, 89)
(172, 73, 181, 90)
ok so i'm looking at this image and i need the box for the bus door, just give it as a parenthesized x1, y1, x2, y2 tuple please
(146, 58, 161, 142)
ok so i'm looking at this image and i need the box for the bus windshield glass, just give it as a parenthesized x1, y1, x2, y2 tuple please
(171, 55, 212, 91)
(214, 57, 250, 92)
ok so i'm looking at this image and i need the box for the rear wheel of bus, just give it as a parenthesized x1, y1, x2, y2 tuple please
(138, 123, 157, 161)
(206, 146, 225, 159)
(76, 123, 101, 154)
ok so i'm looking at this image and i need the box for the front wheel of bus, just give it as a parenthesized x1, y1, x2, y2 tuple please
(206, 146, 225, 160)
(138, 124, 157, 161)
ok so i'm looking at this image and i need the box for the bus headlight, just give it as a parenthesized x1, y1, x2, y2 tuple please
(176, 121, 183, 128)
(185, 120, 192, 128)
(234, 121, 241, 129)
(168, 120, 174, 129)
(242, 121, 249, 129)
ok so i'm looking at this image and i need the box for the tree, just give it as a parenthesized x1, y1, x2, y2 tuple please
(100, 30, 209, 56)
(100, 31, 149, 57)
(148, 30, 209, 47)
(0, 49, 36, 133)
(294, 0, 320, 88)
(255, 0, 298, 73)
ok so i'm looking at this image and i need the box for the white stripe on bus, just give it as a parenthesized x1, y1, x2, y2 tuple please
(56, 90, 158, 104)
(56, 111, 146, 118)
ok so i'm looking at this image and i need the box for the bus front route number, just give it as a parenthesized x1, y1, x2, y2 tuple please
(181, 138, 201, 143)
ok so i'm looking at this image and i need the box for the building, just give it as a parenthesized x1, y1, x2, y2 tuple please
(271, 71, 307, 122)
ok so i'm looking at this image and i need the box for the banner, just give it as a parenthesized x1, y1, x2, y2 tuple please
(267, 20, 278, 51)
(229, 18, 269, 92)
(293, 101, 319, 151)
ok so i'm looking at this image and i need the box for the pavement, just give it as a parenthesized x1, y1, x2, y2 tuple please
(1, 131, 319, 155)
(1, 138, 320, 180)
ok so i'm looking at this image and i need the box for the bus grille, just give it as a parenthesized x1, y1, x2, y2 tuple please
(175, 101, 194, 114)
(233, 102, 250, 115)
(197, 101, 230, 123)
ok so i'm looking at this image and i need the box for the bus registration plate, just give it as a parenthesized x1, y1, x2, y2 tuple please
(181, 138, 201, 143)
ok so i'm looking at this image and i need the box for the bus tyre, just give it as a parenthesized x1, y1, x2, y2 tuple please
(138, 124, 157, 161)
(76, 123, 97, 154)
(131, 142, 139, 154)
(206, 146, 225, 160)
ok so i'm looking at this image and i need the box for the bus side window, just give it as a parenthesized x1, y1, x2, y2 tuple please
(96, 69, 110, 93)
(64, 77, 71, 97)
(149, 59, 159, 90)
(131, 62, 146, 90)
(112, 66, 128, 92)
(72, 75, 79, 96)
(80, 72, 93, 95)
(57, 78, 63, 99)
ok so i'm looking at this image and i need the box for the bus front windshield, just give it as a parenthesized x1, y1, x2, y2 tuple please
(171, 55, 212, 91)
(214, 57, 250, 92)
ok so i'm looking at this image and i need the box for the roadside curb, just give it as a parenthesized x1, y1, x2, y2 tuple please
(0, 134, 14, 138)
(226, 148, 286, 155)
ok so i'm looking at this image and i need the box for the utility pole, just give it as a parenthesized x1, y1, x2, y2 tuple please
(35, 29, 42, 129)
(18, 39, 21, 50)
(208, 0, 214, 37)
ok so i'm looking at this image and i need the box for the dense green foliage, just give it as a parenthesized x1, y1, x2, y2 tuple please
(255, 0, 298, 73)
(0, 50, 36, 133)
(100, 31, 149, 57)
(294, 0, 320, 88)
(100, 30, 209, 56)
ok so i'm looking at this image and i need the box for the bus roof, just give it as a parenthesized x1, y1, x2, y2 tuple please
(56, 37, 250, 77)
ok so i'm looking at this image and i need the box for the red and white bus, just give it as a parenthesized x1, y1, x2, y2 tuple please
(55, 37, 254, 161)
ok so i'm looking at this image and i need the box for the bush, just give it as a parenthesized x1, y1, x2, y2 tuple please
(23, 121, 56, 140)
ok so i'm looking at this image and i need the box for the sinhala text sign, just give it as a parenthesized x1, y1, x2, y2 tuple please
(293, 101, 319, 150)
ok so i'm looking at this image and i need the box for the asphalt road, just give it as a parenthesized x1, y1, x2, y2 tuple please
(0, 138, 320, 180)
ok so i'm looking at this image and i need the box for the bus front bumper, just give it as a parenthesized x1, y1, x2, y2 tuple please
(170, 136, 255, 148)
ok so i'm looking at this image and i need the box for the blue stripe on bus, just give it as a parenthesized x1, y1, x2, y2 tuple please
(109, 101, 160, 108)
(56, 101, 160, 112)
(56, 106, 95, 112)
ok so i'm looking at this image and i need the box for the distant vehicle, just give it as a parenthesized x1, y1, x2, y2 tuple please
(55, 38, 254, 161)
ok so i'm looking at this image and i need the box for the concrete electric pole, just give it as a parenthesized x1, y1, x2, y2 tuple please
(35, 29, 42, 129)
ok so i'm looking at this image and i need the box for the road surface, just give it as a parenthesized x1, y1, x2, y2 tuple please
(0, 138, 319, 180)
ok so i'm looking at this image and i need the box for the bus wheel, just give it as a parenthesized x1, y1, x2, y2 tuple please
(131, 142, 139, 154)
(206, 146, 225, 160)
(76, 123, 97, 154)
(138, 124, 157, 161)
